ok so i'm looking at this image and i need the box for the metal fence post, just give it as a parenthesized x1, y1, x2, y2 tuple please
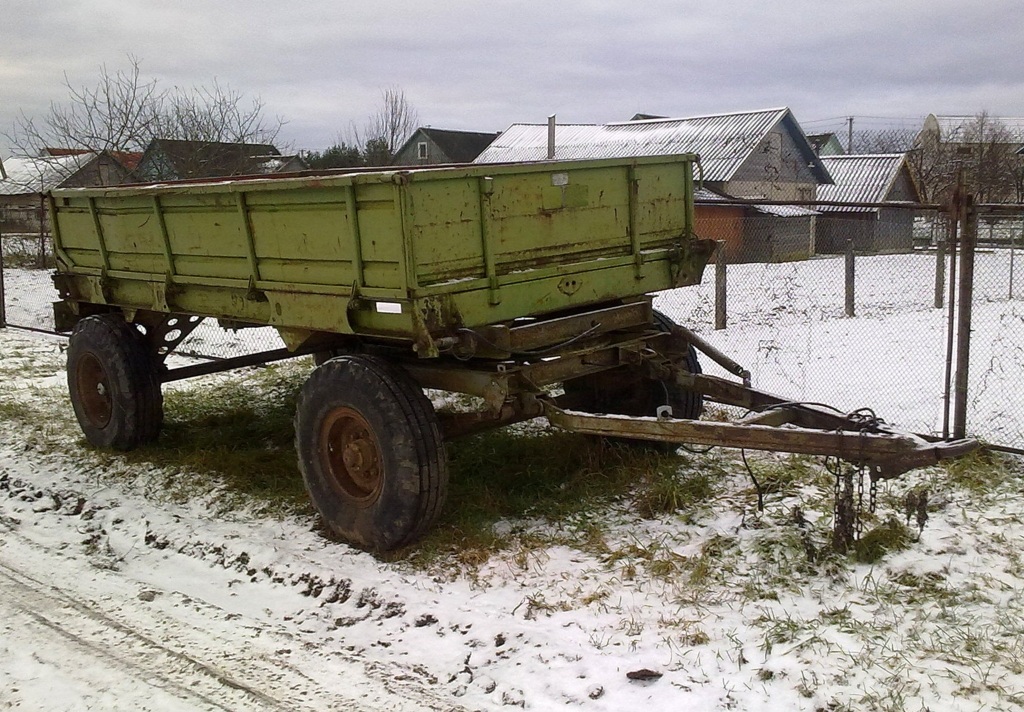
(941, 172, 963, 440)
(953, 194, 977, 440)
(934, 234, 946, 309)
(844, 239, 855, 317)
(37, 194, 47, 269)
(0, 225, 6, 328)
(1011, 219, 1019, 300)
(715, 240, 727, 330)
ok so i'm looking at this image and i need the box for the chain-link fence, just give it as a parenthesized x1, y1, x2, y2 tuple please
(657, 205, 1023, 449)
(957, 209, 1024, 448)
(2, 204, 1022, 448)
(0, 230, 283, 357)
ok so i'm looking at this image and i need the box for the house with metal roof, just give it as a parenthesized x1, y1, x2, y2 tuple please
(134, 139, 298, 181)
(475, 107, 831, 200)
(393, 127, 500, 166)
(814, 154, 922, 254)
(694, 187, 820, 263)
(476, 107, 832, 262)
(0, 152, 138, 235)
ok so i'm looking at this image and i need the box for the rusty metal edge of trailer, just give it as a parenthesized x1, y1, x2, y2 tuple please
(47, 154, 702, 200)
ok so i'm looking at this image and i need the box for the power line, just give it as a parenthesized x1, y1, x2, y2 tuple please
(802, 117, 849, 125)
(805, 115, 926, 126)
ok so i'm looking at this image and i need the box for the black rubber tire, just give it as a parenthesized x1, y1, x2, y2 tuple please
(562, 310, 702, 452)
(67, 314, 163, 450)
(651, 310, 704, 421)
(564, 311, 703, 421)
(294, 355, 448, 551)
(312, 349, 343, 368)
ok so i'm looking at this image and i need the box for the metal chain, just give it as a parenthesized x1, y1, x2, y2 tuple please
(830, 458, 857, 552)
(855, 464, 865, 540)
(832, 459, 841, 525)
(830, 458, 879, 551)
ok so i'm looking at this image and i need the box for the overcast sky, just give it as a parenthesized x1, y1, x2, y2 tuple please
(3, 0, 1023, 156)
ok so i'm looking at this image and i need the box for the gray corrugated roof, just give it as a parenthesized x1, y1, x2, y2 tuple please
(0, 154, 91, 195)
(816, 154, 909, 212)
(751, 203, 819, 218)
(694, 187, 731, 203)
(694, 186, 818, 216)
(474, 107, 831, 184)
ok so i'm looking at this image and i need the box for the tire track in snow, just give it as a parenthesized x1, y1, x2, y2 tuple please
(0, 561, 287, 711)
(0, 514, 454, 712)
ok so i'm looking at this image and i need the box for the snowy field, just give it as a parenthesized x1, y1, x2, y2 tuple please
(1, 251, 1024, 710)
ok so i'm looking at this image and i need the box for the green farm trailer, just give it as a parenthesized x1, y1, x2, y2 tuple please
(48, 155, 975, 550)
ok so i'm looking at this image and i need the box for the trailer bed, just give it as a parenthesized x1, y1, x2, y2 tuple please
(50, 156, 714, 355)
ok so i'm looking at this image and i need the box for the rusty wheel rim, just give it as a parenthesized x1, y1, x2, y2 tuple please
(75, 352, 112, 428)
(319, 407, 383, 506)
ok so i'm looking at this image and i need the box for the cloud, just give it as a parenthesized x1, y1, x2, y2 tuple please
(3, 0, 1023, 155)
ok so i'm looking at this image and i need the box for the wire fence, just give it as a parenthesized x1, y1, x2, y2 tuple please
(655, 206, 1024, 449)
(2, 204, 1022, 449)
(0, 230, 283, 356)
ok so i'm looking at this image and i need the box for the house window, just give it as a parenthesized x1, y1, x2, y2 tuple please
(417, 142, 428, 160)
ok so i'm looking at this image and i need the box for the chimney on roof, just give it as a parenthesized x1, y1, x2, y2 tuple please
(547, 114, 556, 160)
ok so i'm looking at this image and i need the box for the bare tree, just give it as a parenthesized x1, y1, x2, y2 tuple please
(851, 127, 917, 154)
(5, 55, 283, 160)
(911, 112, 1020, 204)
(960, 113, 1017, 203)
(7, 56, 160, 156)
(352, 87, 419, 166)
(1011, 152, 1024, 204)
(157, 80, 282, 146)
(908, 125, 954, 203)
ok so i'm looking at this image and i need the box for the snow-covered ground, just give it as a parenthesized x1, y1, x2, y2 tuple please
(2, 328, 1024, 711)
(2, 250, 1024, 712)
(2, 251, 1024, 710)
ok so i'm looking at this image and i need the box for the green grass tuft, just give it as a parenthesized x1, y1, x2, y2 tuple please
(940, 448, 1015, 494)
(0, 398, 34, 422)
(399, 430, 708, 566)
(634, 465, 716, 519)
(119, 365, 311, 510)
(854, 517, 911, 564)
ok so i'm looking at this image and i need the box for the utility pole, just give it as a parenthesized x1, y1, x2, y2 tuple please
(847, 117, 854, 154)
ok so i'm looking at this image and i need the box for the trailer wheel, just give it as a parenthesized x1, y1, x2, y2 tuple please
(651, 310, 704, 421)
(67, 314, 163, 450)
(562, 311, 702, 451)
(312, 349, 343, 367)
(294, 355, 448, 551)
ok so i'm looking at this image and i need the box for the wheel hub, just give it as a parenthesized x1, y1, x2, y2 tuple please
(319, 407, 383, 505)
(75, 352, 112, 428)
